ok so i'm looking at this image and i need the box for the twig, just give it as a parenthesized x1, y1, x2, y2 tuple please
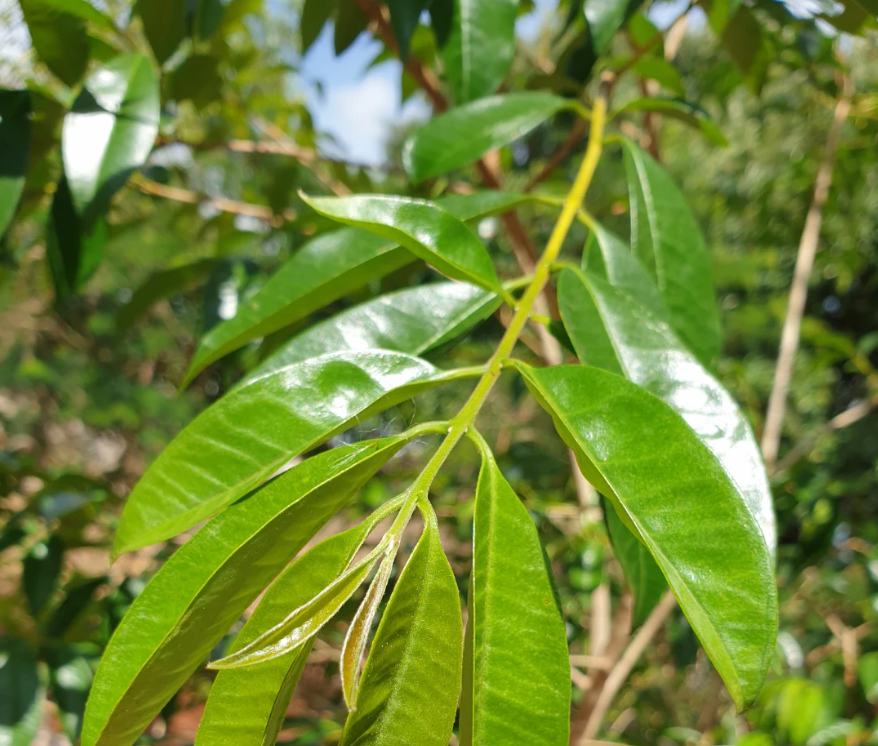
(132, 173, 296, 225)
(761, 75, 853, 470)
(577, 591, 677, 744)
(806, 621, 873, 667)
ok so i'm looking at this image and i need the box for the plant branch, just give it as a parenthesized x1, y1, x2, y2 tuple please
(761, 76, 853, 471)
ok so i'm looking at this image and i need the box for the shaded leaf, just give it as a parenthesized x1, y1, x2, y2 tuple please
(116, 351, 473, 554)
(22, 535, 64, 617)
(83, 439, 410, 746)
(585, 0, 646, 55)
(404, 92, 573, 183)
(195, 0, 224, 39)
(339, 506, 462, 746)
(630, 58, 684, 95)
(48, 648, 94, 741)
(429, 0, 454, 47)
(442, 0, 517, 103)
(386, 0, 431, 60)
(245, 282, 500, 385)
(334, 0, 368, 54)
(461, 454, 569, 746)
(558, 262, 776, 558)
(303, 193, 502, 293)
(196, 522, 377, 746)
(62, 53, 160, 224)
(301, 0, 336, 53)
(510, 361, 778, 709)
(170, 54, 223, 109)
(19, 0, 90, 86)
(622, 139, 722, 366)
(615, 97, 728, 146)
(0, 91, 30, 238)
(45, 576, 106, 638)
(0, 638, 45, 746)
(135, 0, 186, 64)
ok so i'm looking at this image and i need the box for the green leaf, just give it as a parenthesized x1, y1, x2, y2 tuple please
(437, 190, 535, 218)
(83, 438, 410, 746)
(615, 97, 728, 146)
(720, 5, 770, 91)
(300, 0, 335, 53)
(19, 0, 90, 86)
(859, 651, 878, 703)
(116, 350, 473, 554)
(117, 258, 220, 331)
(461, 454, 570, 746)
(0, 91, 30, 238)
(135, 0, 187, 64)
(630, 58, 684, 95)
(622, 139, 722, 366)
(45, 576, 106, 638)
(62, 53, 160, 224)
(170, 54, 223, 109)
(48, 648, 94, 741)
(245, 282, 500, 385)
(334, 0, 368, 54)
(429, 0, 453, 47)
(196, 523, 374, 746)
(386, 0, 430, 60)
(339, 506, 462, 746)
(22, 535, 64, 617)
(24, 0, 115, 28)
(558, 264, 777, 559)
(303, 193, 502, 294)
(184, 228, 411, 385)
(195, 0, 225, 39)
(46, 177, 108, 300)
(509, 362, 778, 709)
(0, 638, 45, 746)
(603, 495, 666, 625)
(585, 0, 646, 55)
(441, 0, 517, 103)
(403, 92, 573, 183)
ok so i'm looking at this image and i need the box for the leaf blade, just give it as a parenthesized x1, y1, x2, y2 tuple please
(0, 91, 30, 238)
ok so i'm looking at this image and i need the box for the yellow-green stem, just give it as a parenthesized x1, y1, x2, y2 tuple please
(393, 96, 607, 528)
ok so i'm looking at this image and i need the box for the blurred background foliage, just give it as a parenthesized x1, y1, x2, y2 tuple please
(1, 0, 877, 743)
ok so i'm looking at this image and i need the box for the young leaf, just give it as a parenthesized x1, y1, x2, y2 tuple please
(46, 177, 108, 300)
(603, 496, 666, 625)
(83, 439, 409, 746)
(0, 91, 30, 238)
(509, 362, 778, 710)
(622, 139, 723, 366)
(209, 548, 382, 669)
(461, 454, 570, 746)
(244, 282, 500, 385)
(116, 350, 472, 554)
(442, 0, 517, 103)
(22, 535, 64, 617)
(302, 194, 503, 294)
(196, 523, 376, 746)
(403, 92, 573, 183)
(19, 0, 90, 86)
(339, 506, 463, 746)
(135, 0, 187, 64)
(341, 548, 396, 710)
(0, 638, 45, 746)
(558, 266, 777, 558)
(615, 98, 728, 147)
(62, 54, 160, 224)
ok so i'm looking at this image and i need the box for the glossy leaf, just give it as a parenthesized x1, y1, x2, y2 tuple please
(135, 0, 186, 64)
(48, 648, 94, 741)
(510, 362, 778, 709)
(0, 91, 30, 238)
(461, 454, 570, 746)
(0, 638, 45, 746)
(117, 258, 220, 331)
(116, 350, 471, 554)
(442, 0, 517, 103)
(341, 549, 395, 709)
(46, 177, 108, 300)
(403, 92, 572, 183)
(83, 439, 409, 746)
(19, 0, 90, 86)
(245, 282, 500, 385)
(339, 506, 462, 746)
(386, 0, 431, 60)
(22, 535, 64, 617)
(558, 264, 776, 558)
(438, 190, 536, 219)
(303, 194, 502, 294)
(184, 228, 411, 384)
(62, 54, 160, 223)
(603, 495, 666, 625)
(585, 0, 647, 55)
(615, 98, 728, 146)
(196, 523, 374, 746)
(622, 139, 722, 366)
(209, 548, 381, 669)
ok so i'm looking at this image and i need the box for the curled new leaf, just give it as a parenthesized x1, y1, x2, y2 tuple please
(302, 193, 503, 294)
(510, 361, 777, 710)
